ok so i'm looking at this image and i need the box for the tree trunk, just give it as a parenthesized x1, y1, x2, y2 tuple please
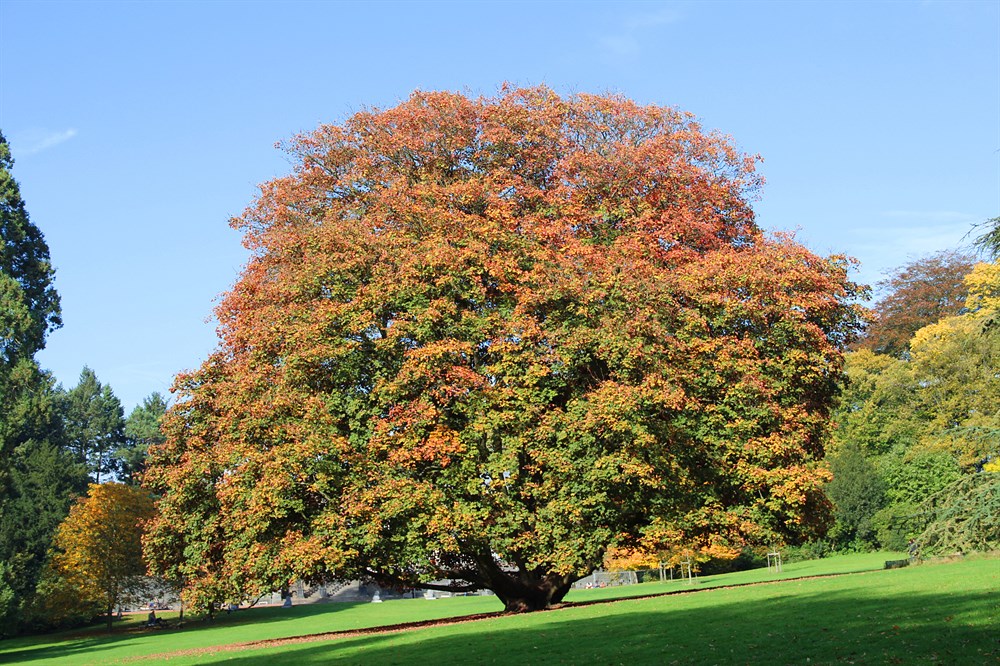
(370, 552, 584, 613)
(470, 552, 577, 612)
(492, 575, 574, 612)
(106, 604, 113, 631)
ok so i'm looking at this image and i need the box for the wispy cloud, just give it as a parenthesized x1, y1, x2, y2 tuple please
(15, 128, 78, 155)
(597, 5, 682, 63)
(881, 210, 976, 222)
(623, 7, 681, 31)
(598, 35, 641, 60)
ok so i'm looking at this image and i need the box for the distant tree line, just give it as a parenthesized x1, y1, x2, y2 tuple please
(822, 247, 999, 557)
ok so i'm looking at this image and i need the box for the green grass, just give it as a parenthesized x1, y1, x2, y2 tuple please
(2, 553, 996, 665)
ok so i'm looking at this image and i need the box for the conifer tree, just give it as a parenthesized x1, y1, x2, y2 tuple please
(0, 130, 84, 635)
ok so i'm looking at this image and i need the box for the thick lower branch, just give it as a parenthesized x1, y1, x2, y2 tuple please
(362, 568, 481, 593)
(366, 554, 589, 613)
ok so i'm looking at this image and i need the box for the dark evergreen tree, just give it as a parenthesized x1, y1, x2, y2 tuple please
(0, 131, 60, 363)
(0, 131, 84, 635)
(825, 444, 886, 549)
(118, 392, 168, 485)
(1, 130, 62, 497)
(0, 398, 87, 632)
(60, 367, 126, 484)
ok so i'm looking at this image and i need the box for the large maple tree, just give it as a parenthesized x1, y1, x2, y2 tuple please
(144, 87, 863, 612)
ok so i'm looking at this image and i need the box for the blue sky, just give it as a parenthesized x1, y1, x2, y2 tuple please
(1, 0, 997, 411)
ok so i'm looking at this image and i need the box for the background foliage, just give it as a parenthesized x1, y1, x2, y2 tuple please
(1, 127, 168, 636)
(826, 254, 999, 555)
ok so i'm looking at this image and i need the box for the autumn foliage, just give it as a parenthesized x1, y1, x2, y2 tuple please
(857, 250, 974, 358)
(829, 259, 999, 552)
(144, 87, 864, 612)
(43, 483, 154, 629)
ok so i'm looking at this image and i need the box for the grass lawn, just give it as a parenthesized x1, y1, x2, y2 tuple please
(2, 552, 996, 665)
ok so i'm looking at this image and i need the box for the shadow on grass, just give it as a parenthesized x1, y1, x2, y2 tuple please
(0, 601, 376, 665)
(212, 586, 999, 665)
(4, 567, 997, 665)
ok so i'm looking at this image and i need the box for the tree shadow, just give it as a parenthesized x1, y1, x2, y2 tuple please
(4, 578, 996, 665)
(0, 601, 374, 664)
(0, 631, 140, 665)
(211, 586, 999, 665)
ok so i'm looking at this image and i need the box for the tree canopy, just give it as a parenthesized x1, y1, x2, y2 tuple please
(119, 392, 169, 485)
(41, 483, 154, 630)
(828, 258, 999, 553)
(60, 367, 126, 484)
(0, 130, 61, 363)
(144, 87, 864, 612)
(856, 251, 974, 358)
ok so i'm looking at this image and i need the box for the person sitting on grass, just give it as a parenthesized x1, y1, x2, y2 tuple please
(146, 610, 167, 628)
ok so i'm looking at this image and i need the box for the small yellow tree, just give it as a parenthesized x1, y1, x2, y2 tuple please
(47, 483, 154, 630)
